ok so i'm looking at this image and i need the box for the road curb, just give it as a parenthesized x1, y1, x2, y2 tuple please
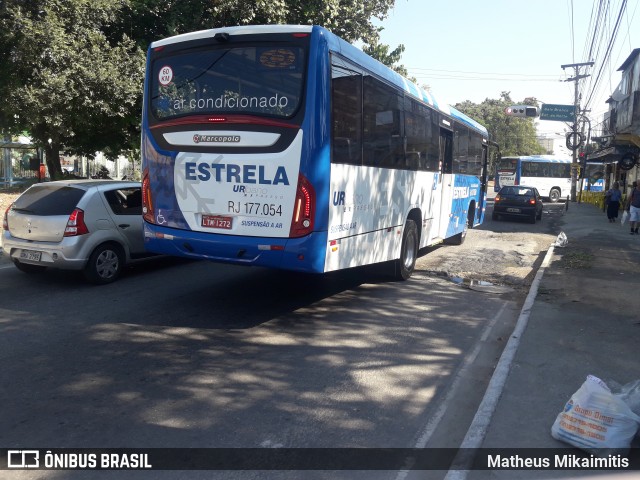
(443, 242, 557, 479)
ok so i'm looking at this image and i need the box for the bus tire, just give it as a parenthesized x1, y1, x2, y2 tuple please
(395, 219, 418, 281)
(549, 188, 561, 203)
(446, 207, 473, 246)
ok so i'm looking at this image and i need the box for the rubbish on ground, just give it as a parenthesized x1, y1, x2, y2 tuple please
(551, 375, 640, 456)
(553, 231, 568, 247)
(609, 379, 640, 417)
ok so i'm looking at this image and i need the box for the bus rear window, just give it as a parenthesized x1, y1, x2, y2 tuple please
(496, 158, 517, 171)
(150, 45, 306, 120)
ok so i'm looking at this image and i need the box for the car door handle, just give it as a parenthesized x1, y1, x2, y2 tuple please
(119, 224, 131, 229)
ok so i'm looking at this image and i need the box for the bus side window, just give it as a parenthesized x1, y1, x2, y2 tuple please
(453, 124, 469, 174)
(331, 57, 362, 165)
(405, 97, 437, 171)
(363, 75, 403, 169)
(440, 128, 453, 174)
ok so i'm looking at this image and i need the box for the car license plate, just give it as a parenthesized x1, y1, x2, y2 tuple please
(19, 249, 42, 262)
(201, 215, 232, 230)
(506, 208, 521, 213)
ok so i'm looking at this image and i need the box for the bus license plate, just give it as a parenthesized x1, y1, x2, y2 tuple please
(507, 208, 521, 213)
(20, 249, 42, 262)
(201, 215, 232, 230)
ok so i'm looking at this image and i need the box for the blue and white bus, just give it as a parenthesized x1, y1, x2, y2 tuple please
(494, 155, 572, 202)
(141, 25, 490, 280)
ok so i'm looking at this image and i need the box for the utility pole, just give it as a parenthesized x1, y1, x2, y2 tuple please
(561, 61, 593, 201)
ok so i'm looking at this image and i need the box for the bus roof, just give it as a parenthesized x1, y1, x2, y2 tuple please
(502, 155, 572, 163)
(150, 24, 488, 138)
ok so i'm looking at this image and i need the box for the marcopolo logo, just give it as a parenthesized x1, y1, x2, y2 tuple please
(193, 134, 241, 144)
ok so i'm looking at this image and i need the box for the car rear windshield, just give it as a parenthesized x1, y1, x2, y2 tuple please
(501, 187, 533, 196)
(12, 185, 86, 215)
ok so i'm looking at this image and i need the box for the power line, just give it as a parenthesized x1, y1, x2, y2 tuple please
(409, 74, 561, 82)
(407, 67, 562, 83)
(407, 67, 559, 78)
(584, 0, 627, 109)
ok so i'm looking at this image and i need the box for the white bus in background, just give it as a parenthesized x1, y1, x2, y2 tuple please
(495, 155, 572, 202)
(582, 162, 605, 192)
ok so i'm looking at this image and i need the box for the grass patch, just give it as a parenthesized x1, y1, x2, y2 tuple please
(559, 249, 594, 269)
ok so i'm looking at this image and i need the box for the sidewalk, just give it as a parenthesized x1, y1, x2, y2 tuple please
(470, 201, 640, 478)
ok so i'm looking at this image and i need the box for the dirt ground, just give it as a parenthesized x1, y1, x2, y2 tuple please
(0, 190, 21, 213)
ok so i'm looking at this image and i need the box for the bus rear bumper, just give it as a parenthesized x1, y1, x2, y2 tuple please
(143, 223, 327, 273)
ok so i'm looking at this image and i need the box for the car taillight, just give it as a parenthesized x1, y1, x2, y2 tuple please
(494, 195, 501, 202)
(3, 204, 11, 230)
(142, 168, 154, 224)
(529, 198, 536, 205)
(289, 174, 315, 238)
(64, 208, 89, 236)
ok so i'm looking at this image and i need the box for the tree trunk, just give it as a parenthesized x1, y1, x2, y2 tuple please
(44, 142, 63, 180)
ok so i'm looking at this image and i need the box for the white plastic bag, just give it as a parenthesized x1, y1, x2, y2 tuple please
(551, 375, 640, 456)
(621, 210, 629, 225)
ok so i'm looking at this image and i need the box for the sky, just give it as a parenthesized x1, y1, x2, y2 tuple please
(376, 0, 639, 146)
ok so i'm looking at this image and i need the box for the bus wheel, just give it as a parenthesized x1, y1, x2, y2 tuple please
(549, 188, 561, 203)
(395, 219, 418, 281)
(445, 211, 472, 246)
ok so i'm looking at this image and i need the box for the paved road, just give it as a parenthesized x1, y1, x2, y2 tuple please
(0, 250, 526, 479)
(0, 199, 572, 479)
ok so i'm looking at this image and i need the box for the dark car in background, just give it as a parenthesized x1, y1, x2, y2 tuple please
(2, 180, 151, 284)
(492, 185, 543, 224)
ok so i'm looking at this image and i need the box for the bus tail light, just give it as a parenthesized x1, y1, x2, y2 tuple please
(289, 174, 315, 238)
(142, 168, 155, 224)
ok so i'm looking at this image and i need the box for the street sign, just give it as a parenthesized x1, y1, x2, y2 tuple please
(540, 104, 575, 122)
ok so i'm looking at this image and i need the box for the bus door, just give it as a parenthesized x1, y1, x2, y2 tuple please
(436, 127, 453, 240)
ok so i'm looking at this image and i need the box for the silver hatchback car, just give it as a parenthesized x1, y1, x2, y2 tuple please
(2, 180, 151, 284)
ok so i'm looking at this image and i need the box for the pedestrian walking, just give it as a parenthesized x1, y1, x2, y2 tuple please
(625, 180, 640, 234)
(605, 181, 622, 222)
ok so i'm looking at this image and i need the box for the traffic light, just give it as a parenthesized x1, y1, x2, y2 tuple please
(504, 105, 539, 117)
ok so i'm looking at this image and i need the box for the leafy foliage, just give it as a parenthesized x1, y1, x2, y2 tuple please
(362, 34, 409, 77)
(0, 0, 145, 178)
(1, 0, 402, 177)
(114, 0, 397, 50)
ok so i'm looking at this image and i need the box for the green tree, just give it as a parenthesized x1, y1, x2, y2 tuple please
(0, 0, 145, 179)
(116, 0, 398, 51)
(1, 0, 401, 178)
(455, 92, 546, 173)
(362, 31, 409, 77)
(118, 0, 406, 73)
